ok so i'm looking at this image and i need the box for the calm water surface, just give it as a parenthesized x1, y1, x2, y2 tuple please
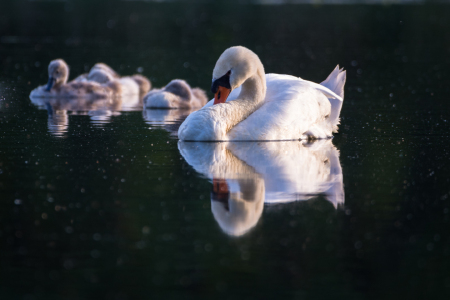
(0, 2, 450, 299)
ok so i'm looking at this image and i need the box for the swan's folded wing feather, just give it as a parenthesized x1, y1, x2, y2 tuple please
(228, 74, 331, 140)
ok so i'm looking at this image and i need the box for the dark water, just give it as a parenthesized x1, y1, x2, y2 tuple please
(1, 2, 450, 299)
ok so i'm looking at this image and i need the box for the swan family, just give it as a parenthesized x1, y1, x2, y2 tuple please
(29, 46, 347, 235)
(31, 46, 346, 141)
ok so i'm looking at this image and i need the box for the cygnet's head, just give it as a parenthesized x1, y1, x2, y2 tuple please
(211, 177, 265, 237)
(88, 69, 115, 84)
(144, 79, 192, 108)
(164, 79, 192, 101)
(211, 46, 265, 105)
(46, 59, 69, 91)
(90, 63, 119, 78)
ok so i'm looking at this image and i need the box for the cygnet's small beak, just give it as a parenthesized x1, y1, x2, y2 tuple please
(46, 77, 55, 91)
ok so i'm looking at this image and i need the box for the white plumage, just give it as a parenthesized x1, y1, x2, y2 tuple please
(178, 46, 346, 141)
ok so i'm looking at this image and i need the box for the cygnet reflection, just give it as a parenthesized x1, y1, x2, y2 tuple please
(88, 109, 121, 127)
(30, 94, 141, 135)
(142, 108, 201, 136)
(178, 140, 344, 236)
(46, 106, 69, 138)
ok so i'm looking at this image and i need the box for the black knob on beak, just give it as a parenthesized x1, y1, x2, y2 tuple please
(211, 72, 231, 93)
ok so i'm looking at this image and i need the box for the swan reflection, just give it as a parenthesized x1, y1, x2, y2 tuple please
(179, 140, 344, 236)
(30, 95, 142, 136)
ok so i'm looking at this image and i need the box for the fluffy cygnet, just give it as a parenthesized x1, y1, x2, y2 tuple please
(87, 69, 116, 84)
(90, 63, 120, 79)
(30, 59, 117, 99)
(72, 63, 119, 82)
(30, 59, 151, 98)
(87, 66, 151, 96)
(144, 79, 207, 109)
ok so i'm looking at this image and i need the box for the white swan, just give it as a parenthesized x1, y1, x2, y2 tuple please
(178, 46, 346, 141)
(178, 140, 344, 236)
(144, 79, 208, 109)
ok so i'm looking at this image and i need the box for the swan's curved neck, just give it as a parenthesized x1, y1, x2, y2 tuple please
(222, 66, 266, 133)
(238, 69, 266, 103)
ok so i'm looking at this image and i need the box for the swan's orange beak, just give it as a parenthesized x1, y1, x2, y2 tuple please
(213, 86, 231, 105)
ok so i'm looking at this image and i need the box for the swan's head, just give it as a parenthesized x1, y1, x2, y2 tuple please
(211, 46, 264, 105)
(211, 177, 265, 237)
(46, 59, 69, 91)
(88, 69, 115, 84)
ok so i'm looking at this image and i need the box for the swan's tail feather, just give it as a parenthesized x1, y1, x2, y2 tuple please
(320, 65, 346, 99)
(320, 65, 346, 131)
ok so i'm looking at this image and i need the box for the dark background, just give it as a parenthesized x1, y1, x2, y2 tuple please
(0, 1, 449, 299)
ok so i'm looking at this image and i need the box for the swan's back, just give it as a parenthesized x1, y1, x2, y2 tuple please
(227, 74, 332, 140)
(199, 71, 344, 140)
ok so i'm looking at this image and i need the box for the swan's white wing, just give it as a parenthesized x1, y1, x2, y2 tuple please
(227, 74, 332, 140)
(189, 73, 342, 141)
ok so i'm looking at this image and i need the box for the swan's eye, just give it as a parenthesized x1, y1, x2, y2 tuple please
(218, 91, 221, 98)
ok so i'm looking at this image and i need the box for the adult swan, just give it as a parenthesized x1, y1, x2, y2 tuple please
(178, 46, 346, 141)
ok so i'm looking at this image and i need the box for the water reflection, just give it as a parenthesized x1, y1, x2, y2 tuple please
(46, 106, 69, 137)
(30, 95, 142, 135)
(143, 108, 200, 135)
(88, 109, 121, 127)
(179, 139, 344, 236)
